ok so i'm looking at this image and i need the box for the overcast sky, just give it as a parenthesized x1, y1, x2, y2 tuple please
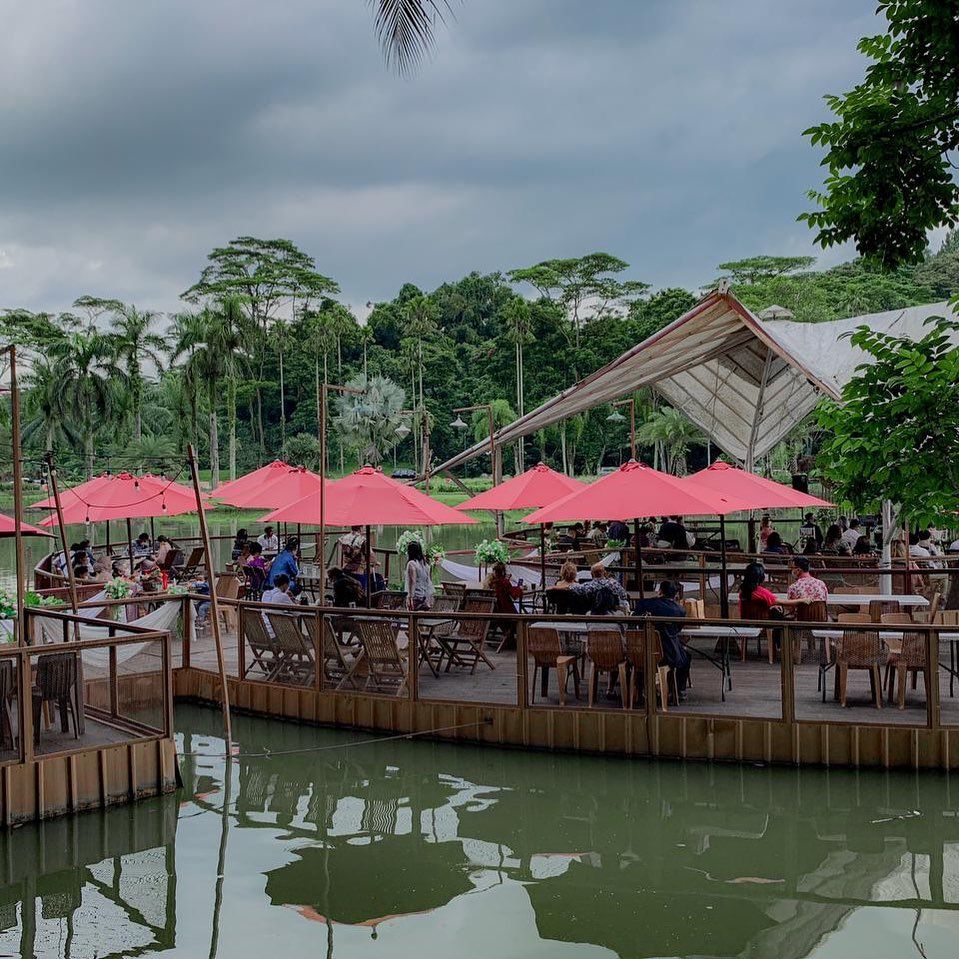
(0, 0, 877, 317)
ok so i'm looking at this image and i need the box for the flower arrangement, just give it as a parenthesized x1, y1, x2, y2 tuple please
(396, 530, 446, 566)
(475, 539, 510, 566)
(104, 577, 133, 600)
(0, 586, 16, 620)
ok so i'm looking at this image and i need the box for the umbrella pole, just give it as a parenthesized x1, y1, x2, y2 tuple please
(8, 346, 26, 645)
(150, 516, 156, 545)
(540, 524, 547, 594)
(106, 521, 110, 557)
(719, 514, 729, 619)
(365, 525, 372, 608)
(633, 518, 644, 600)
(126, 517, 134, 573)
(45, 453, 81, 642)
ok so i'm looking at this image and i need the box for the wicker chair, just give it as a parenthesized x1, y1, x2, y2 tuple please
(527, 625, 579, 706)
(0, 660, 16, 751)
(32, 652, 81, 742)
(584, 629, 627, 708)
(357, 620, 408, 695)
(886, 631, 932, 709)
(868, 599, 901, 623)
(791, 599, 827, 663)
(623, 629, 674, 711)
(836, 628, 884, 708)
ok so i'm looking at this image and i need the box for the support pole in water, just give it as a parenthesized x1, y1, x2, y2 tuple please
(188, 444, 232, 746)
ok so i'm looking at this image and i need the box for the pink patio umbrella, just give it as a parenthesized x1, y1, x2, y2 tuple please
(0, 512, 51, 537)
(209, 459, 292, 503)
(219, 466, 323, 510)
(525, 460, 751, 612)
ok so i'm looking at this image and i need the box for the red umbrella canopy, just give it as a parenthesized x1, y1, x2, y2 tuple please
(220, 466, 323, 509)
(29, 472, 115, 510)
(523, 460, 751, 524)
(260, 465, 476, 527)
(686, 461, 833, 509)
(0, 512, 51, 537)
(210, 459, 291, 502)
(39, 472, 206, 526)
(455, 462, 586, 512)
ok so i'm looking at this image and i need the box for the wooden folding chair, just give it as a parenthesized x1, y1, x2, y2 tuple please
(181, 546, 205, 578)
(527, 626, 580, 706)
(267, 613, 315, 685)
(214, 574, 241, 631)
(441, 599, 495, 673)
(241, 609, 283, 681)
(358, 620, 408, 696)
(371, 590, 407, 610)
(304, 615, 357, 689)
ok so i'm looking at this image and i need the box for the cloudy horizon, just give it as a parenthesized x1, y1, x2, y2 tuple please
(1, 0, 877, 317)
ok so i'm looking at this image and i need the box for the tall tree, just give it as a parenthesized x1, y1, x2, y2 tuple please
(332, 374, 406, 467)
(802, 0, 959, 268)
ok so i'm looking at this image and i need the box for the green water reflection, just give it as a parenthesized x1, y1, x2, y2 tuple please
(2, 705, 958, 957)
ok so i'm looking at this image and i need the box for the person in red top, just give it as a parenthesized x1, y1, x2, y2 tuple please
(738, 562, 784, 619)
(485, 561, 524, 648)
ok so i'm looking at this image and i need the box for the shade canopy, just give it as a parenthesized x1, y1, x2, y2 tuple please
(219, 465, 323, 509)
(261, 465, 475, 528)
(686, 461, 833, 509)
(0, 512, 51, 537)
(524, 460, 751, 524)
(434, 292, 959, 473)
(210, 459, 291, 503)
(29, 472, 115, 510)
(39, 472, 205, 526)
(455, 462, 586, 512)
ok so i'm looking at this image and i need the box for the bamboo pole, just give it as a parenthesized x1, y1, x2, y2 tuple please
(45, 452, 81, 641)
(7, 347, 26, 645)
(187, 443, 232, 746)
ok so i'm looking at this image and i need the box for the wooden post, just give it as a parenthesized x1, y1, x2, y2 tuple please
(539, 524, 547, 597)
(365, 524, 373, 607)
(719, 514, 730, 619)
(187, 444, 231, 746)
(517, 619, 528, 707)
(181, 594, 192, 670)
(633, 519, 645, 600)
(319, 383, 328, 609)
(126, 517, 134, 575)
(7, 347, 26, 646)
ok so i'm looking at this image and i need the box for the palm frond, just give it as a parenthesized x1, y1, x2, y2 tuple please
(370, 0, 454, 76)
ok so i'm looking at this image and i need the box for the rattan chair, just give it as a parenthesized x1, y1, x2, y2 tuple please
(623, 629, 674, 711)
(836, 628, 884, 708)
(879, 614, 930, 709)
(357, 620, 408, 695)
(32, 652, 81, 742)
(584, 629, 627, 708)
(527, 625, 579, 706)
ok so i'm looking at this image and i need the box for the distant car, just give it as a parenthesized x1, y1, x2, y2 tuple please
(597, 466, 618, 476)
(391, 468, 417, 480)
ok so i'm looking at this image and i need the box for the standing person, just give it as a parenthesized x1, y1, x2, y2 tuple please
(841, 518, 862, 553)
(231, 529, 249, 561)
(404, 540, 435, 610)
(633, 580, 691, 697)
(268, 537, 301, 594)
(260, 573, 295, 636)
(799, 513, 824, 550)
(759, 515, 776, 549)
(339, 526, 366, 576)
(257, 525, 279, 555)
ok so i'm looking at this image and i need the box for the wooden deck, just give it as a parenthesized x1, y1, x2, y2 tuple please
(181, 627, 959, 729)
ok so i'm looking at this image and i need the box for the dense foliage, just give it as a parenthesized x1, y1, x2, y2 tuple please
(2, 233, 958, 485)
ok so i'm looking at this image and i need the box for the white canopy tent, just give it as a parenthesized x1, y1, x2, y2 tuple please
(435, 288, 958, 473)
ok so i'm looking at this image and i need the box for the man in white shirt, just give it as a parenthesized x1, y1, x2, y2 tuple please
(841, 519, 862, 552)
(260, 573, 294, 637)
(257, 526, 279, 555)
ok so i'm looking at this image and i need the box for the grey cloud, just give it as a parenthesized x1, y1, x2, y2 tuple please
(0, 0, 876, 314)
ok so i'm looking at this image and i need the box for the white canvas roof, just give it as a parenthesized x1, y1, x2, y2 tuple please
(435, 290, 957, 473)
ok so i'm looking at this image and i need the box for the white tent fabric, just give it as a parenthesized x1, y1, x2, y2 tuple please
(434, 292, 958, 472)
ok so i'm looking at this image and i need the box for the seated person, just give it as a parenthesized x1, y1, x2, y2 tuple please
(328, 566, 365, 608)
(243, 542, 269, 596)
(231, 529, 249, 561)
(73, 563, 91, 583)
(821, 524, 851, 556)
(484, 561, 524, 614)
(569, 563, 629, 615)
(585, 522, 608, 545)
(633, 580, 690, 695)
(607, 520, 630, 544)
(267, 537, 301, 595)
(785, 556, 828, 606)
(261, 573, 295, 636)
(657, 516, 690, 551)
(192, 574, 212, 627)
(738, 562, 784, 620)
(550, 561, 579, 590)
(853, 535, 875, 556)
(759, 515, 775, 549)
(257, 525, 279, 555)
(762, 531, 789, 555)
(154, 535, 174, 566)
(547, 562, 586, 614)
(132, 533, 153, 558)
(91, 555, 113, 583)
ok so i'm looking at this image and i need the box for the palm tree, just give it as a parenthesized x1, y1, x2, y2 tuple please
(332, 374, 406, 466)
(273, 318, 290, 447)
(47, 330, 119, 476)
(109, 304, 166, 441)
(636, 408, 705, 476)
(370, 1, 451, 75)
(23, 357, 72, 453)
(169, 311, 207, 446)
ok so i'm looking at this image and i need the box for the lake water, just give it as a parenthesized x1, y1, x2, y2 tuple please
(3, 703, 958, 958)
